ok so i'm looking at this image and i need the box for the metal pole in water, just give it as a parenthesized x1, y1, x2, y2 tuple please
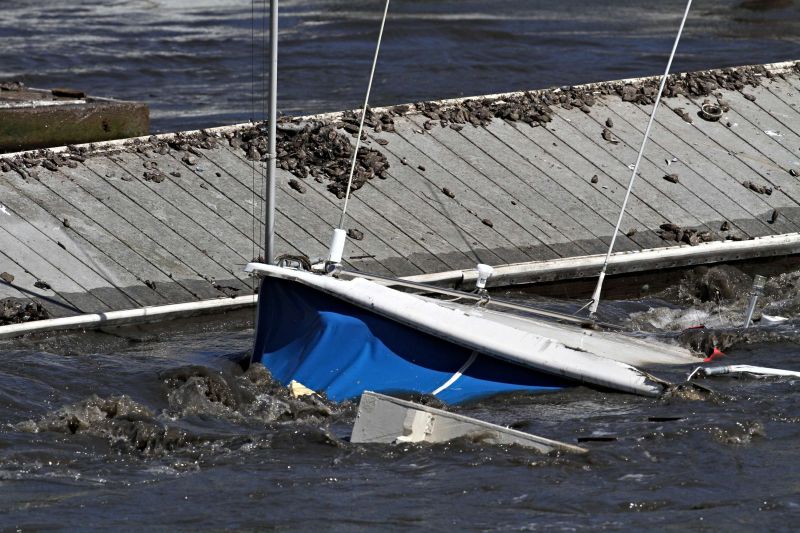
(265, 0, 278, 264)
(743, 274, 766, 328)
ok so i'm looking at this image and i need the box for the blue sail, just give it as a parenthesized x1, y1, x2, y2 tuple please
(252, 275, 569, 403)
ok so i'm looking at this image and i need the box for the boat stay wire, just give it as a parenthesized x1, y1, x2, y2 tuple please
(587, 0, 694, 317)
(338, 0, 391, 230)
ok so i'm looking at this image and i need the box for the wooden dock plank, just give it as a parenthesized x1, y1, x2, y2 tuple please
(505, 120, 665, 250)
(0, 224, 110, 312)
(596, 98, 776, 238)
(664, 95, 800, 229)
(0, 181, 147, 309)
(3, 175, 176, 306)
(546, 112, 702, 230)
(69, 159, 229, 299)
(623, 98, 800, 235)
(365, 129, 527, 266)
(200, 143, 403, 275)
(396, 118, 576, 259)
(557, 103, 721, 234)
(479, 118, 643, 252)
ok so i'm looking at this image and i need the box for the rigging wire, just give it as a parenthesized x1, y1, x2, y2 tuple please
(587, 0, 693, 317)
(337, 0, 391, 230)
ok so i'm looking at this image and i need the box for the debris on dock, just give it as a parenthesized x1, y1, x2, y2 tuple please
(3, 60, 800, 324)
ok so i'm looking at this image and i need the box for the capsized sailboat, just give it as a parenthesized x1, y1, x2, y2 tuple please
(243, 0, 701, 403)
(245, 262, 699, 403)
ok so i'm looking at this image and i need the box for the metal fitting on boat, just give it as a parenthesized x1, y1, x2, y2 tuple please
(743, 274, 766, 328)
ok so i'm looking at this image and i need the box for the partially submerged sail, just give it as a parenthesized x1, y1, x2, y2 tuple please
(247, 264, 699, 403)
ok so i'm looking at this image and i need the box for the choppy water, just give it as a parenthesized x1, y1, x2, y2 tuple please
(3, 1, 800, 530)
(3, 266, 800, 530)
(1, 1, 798, 132)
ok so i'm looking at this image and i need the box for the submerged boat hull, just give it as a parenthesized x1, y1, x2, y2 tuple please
(248, 264, 698, 403)
(253, 275, 570, 403)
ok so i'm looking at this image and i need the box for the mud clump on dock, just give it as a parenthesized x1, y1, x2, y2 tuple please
(226, 121, 390, 199)
(2, 299, 49, 325)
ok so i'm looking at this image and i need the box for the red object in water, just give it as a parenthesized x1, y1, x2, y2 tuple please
(703, 347, 725, 363)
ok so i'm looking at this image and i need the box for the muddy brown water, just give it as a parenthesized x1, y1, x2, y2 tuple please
(3, 266, 800, 530)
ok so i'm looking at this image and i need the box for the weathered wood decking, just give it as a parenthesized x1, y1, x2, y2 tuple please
(3, 60, 800, 319)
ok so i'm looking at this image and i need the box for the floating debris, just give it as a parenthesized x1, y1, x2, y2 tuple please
(626, 228, 637, 237)
(720, 221, 730, 232)
(605, 118, 614, 128)
(663, 173, 680, 183)
(0, 272, 14, 283)
(145, 280, 156, 290)
(441, 187, 456, 199)
(1, 299, 49, 325)
(769, 209, 779, 224)
(482, 218, 494, 228)
(33, 280, 51, 290)
(62, 218, 70, 228)
(418, 165, 426, 172)
(590, 174, 599, 184)
(743, 93, 757, 102)
(790, 169, 798, 177)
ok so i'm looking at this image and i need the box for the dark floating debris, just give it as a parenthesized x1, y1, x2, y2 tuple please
(790, 168, 798, 177)
(288, 178, 306, 194)
(62, 218, 70, 228)
(144, 280, 156, 290)
(590, 174, 599, 184)
(626, 228, 637, 237)
(720, 221, 730, 232)
(57, 241, 66, 250)
(33, 280, 51, 290)
(769, 209, 779, 224)
(743, 93, 757, 102)
(418, 165, 426, 172)
(663, 173, 680, 184)
(441, 187, 456, 199)
(648, 416, 685, 422)
(605, 118, 614, 128)
(0, 272, 14, 283)
(347, 228, 364, 241)
(2, 299, 49, 325)
(481, 218, 494, 228)
(51, 87, 86, 99)
(577, 436, 617, 443)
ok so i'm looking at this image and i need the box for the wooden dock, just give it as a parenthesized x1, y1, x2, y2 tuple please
(3, 60, 800, 319)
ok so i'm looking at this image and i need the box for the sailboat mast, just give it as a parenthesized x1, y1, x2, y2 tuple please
(265, 0, 278, 264)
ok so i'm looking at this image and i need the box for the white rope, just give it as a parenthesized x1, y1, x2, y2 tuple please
(588, 0, 693, 317)
(338, 0, 391, 230)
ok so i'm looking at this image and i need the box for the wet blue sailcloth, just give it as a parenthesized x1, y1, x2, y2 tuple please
(252, 275, 569, 403)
